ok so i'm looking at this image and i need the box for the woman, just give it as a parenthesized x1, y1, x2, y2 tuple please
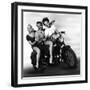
(42, 17, 56, 64)
(26, 24, 40, 69)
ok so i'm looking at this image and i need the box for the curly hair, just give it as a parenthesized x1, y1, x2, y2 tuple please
(42, 17, 49, 25)
(36, 21, 43, 26)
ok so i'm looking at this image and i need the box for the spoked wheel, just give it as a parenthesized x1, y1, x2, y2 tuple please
(38, 59, 48, 71)
(64, 48, 77, 68)
(31, 50, 48, 71)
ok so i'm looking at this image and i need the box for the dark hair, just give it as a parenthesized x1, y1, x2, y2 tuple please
(42, 17, 49, 25)
(36, 21, 42, 26)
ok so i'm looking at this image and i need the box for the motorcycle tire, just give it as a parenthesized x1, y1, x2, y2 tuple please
(63, 48, 77, 68)
(38, 58, 48, 71)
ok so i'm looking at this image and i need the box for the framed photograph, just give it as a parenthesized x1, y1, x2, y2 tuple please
(11, 2, 88, 87)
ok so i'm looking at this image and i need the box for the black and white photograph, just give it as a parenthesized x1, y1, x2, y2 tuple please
(11, 2, 88, 87)
(23, 10, 80, 77)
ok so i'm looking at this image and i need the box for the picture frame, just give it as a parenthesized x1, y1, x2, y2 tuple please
(11, 2, 88, 87)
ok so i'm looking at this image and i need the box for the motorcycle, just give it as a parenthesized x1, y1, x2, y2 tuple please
(31, 41, 50, 71)
(52, 31, 77, 68)
(31, 31, 77, 71)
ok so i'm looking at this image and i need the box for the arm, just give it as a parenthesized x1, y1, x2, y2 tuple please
(49, 20, 55, 26)
(26, 35, 36, 45)
(28, 40, 36, 46)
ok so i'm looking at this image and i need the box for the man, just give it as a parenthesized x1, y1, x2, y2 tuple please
(42, 17, 56, 64)
(35, 21, 45, 43)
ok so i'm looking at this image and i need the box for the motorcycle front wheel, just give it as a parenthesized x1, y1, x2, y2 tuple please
(64, 48, 77, 68)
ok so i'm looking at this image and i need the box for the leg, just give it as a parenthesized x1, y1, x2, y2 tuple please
(45, 41, 53, 64)
(33, 47, 40, 68)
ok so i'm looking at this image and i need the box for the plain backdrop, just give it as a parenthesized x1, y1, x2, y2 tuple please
(0, 0, 89, 89)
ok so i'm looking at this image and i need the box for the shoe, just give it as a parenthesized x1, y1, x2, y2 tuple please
(36, 63, 39, 69)
(49, 57, 53, 64)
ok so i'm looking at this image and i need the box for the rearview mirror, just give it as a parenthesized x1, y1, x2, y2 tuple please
(61, 31, 65, 34)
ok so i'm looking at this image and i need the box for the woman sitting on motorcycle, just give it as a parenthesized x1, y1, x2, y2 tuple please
(26, 24, 40, 69)
(42, 17, 56, 64)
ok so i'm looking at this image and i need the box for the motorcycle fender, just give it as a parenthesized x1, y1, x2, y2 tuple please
(61, 45, 70, 59)
(62, 45, 70, 51)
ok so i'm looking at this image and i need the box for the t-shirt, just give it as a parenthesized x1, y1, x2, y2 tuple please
(44, 25, 56, 37)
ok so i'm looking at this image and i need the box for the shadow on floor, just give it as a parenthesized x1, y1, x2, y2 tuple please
(23, 58, 80, 77)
